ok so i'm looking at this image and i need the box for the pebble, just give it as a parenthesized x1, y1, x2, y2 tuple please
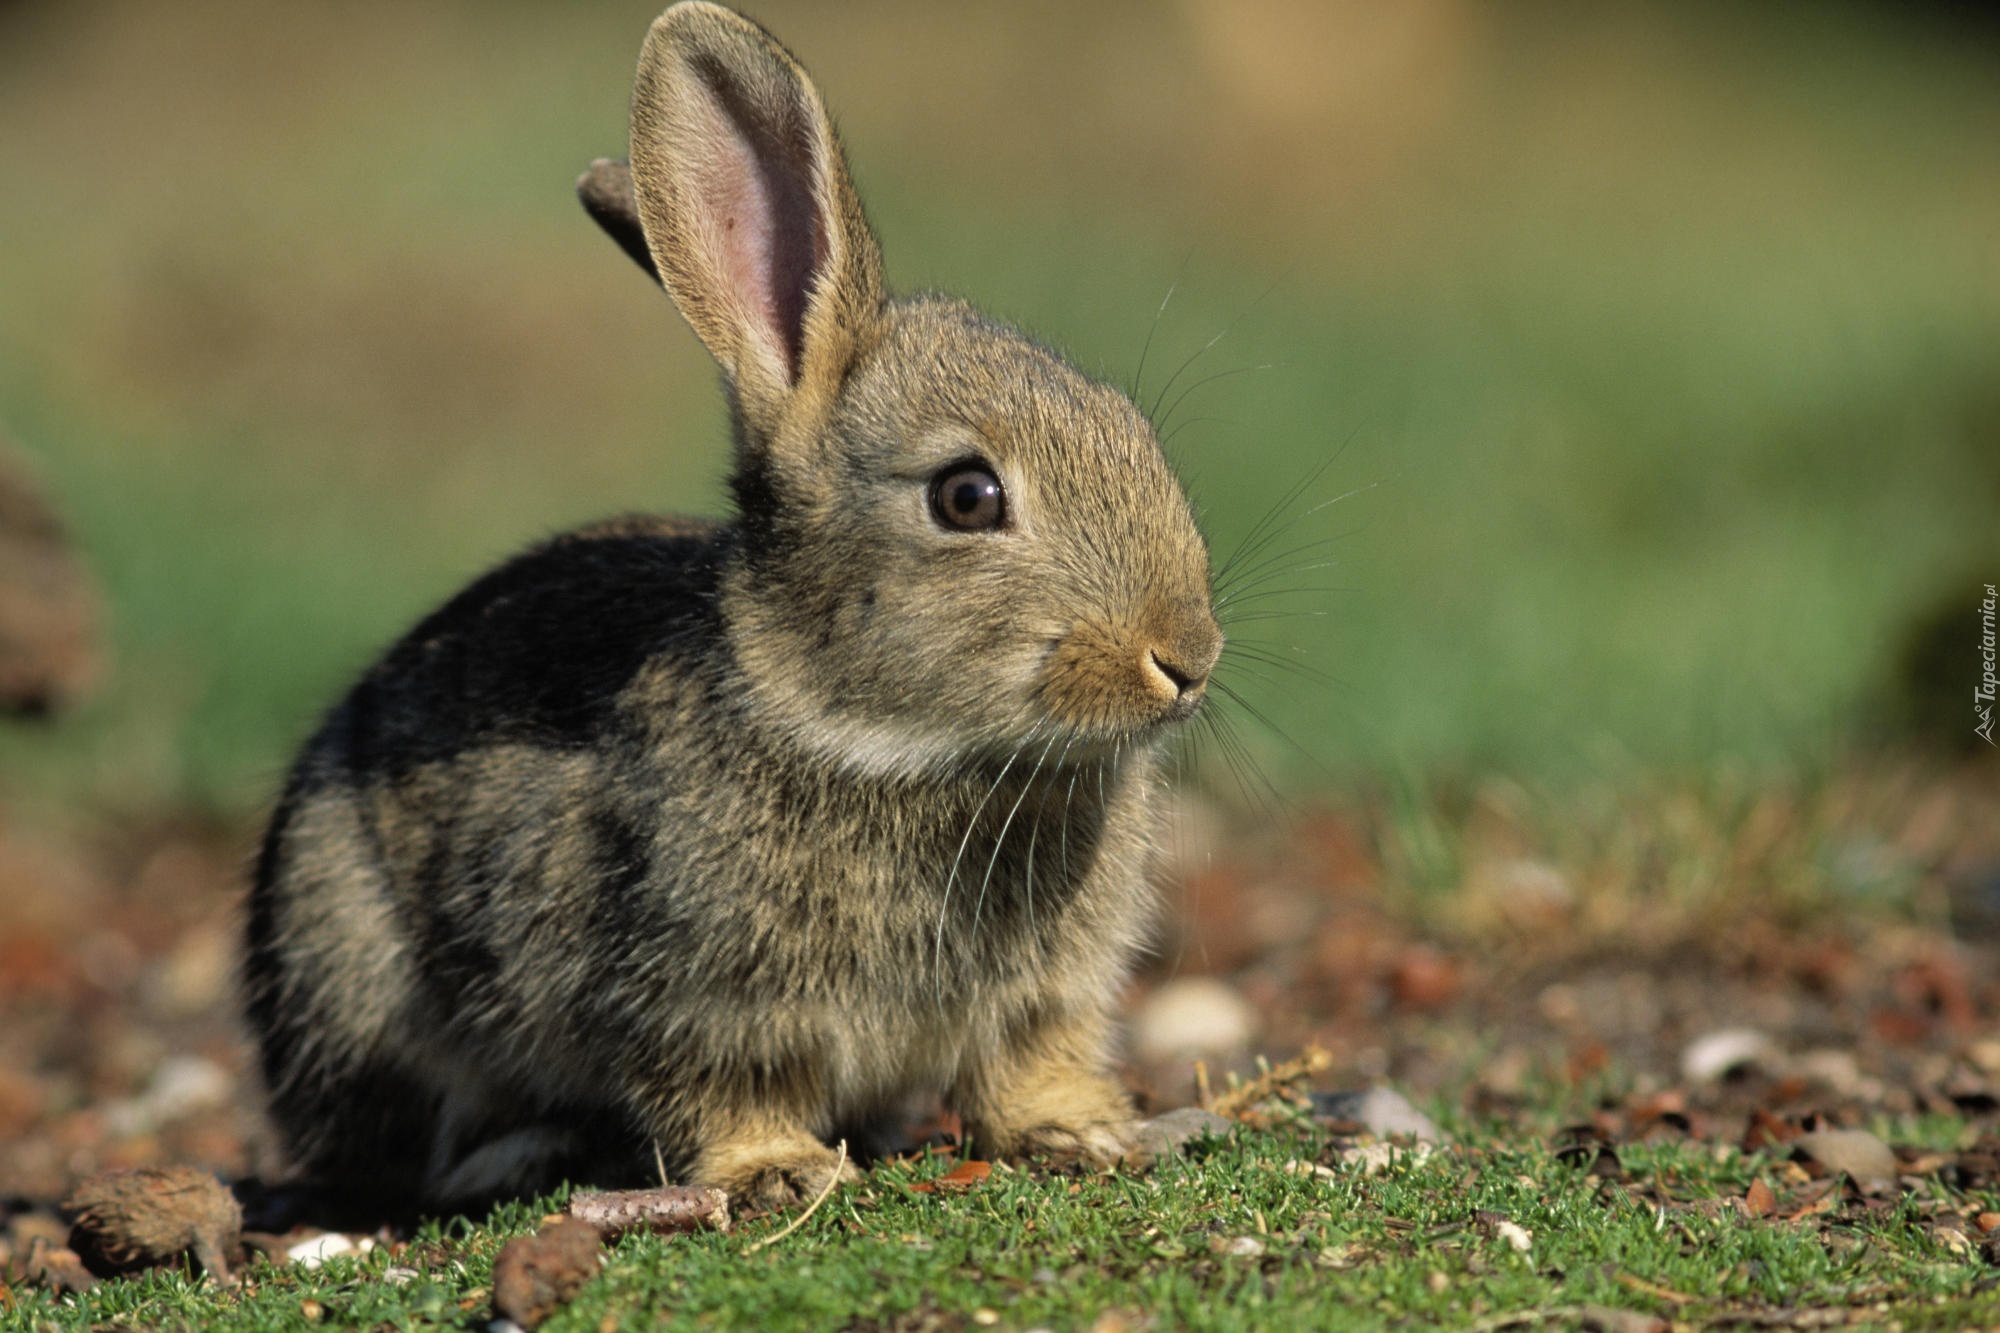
(491, 1218, 603, 1330)
(288, 1233, 372, 1268)
(1793, 1128, 1897, 1189)
(1129, 1107, 1232, 1161)
(1335, 1141, 1433, 1176)
(147, 921, 235, 1017)
(102, 1056, 232, 1138)
(1311, 1087, 1445, 1143)
(1681, 1028, 1779, 1083)
(1793, 1048, 1878, 1100)
(1129, 978, 1257, 1063)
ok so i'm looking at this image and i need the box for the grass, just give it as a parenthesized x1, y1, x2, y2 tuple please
(9, 1107, 1999, 1331)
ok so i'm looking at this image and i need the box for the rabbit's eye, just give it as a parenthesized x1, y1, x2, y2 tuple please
(930, 463, 1006, 533)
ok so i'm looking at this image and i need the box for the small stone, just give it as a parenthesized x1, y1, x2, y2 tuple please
(1224, 1236, 1265, 1258)
(1130, 978, 1257, 1063)
(1793, 1049, 1877, 1100)
(1681, 1029, 1779, 1084)
(1128, 1107, 1232, 1164)
(972, 1309, 1000, 1325)
(1794, 1129, 1898, 1189)
(1336, 1141, 1433, 1175)
(299, 1300, 324, 1322)
(148, 921, 236, 1017)
(287, 1233, 363, 1268)
(1386, 945, 1461, 1011)
(20, 1237, 97, 1294)
(492, 1218, 603, 1331)
(1311, 1087, 1445, 1143)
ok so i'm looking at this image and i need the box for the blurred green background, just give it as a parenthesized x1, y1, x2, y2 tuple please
(1, 0, 1995, 823)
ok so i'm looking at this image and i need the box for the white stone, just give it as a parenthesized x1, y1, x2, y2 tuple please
(1680, 1028, 1779, 1084)
(1130, 978, 1257, 1063)
(288, 1233, 372, 1269)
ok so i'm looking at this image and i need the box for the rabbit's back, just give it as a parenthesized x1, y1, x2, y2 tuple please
(244, 517, 732, 1195)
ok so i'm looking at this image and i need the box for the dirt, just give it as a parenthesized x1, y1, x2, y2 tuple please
(0, 758, 1995, 1240)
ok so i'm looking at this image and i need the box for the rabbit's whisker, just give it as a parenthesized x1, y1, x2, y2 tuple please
(1214, 585, 1355, 614)
(934, 731, 1038, 1005)
(1216, 608, 1330, 626)
(1211, 431, 1379, 592)
(970, 731, 1065, 951)
(1210, 678, 1335, 795)
(1216, 570, 1343, 613)
(1160, 415, 1227, 452)
(1155, 363, 1273, 440)
(1030, 736, 1081, 945)
(1128, 275, 1182, 403)
(1213, 449, 1340, 587)
(1220, 641, 1332, 687)
(1059, 764, 1081, 894)
(1214, 533, 1348, 595)
(1201, 705, 1288, 828)
(1144, 273, 1284, 425)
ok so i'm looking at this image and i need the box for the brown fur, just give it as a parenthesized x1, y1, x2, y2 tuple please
(243, 2, 1221, 1214)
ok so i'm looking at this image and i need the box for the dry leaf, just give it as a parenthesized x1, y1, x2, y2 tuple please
(909, 1160, 992, 1194)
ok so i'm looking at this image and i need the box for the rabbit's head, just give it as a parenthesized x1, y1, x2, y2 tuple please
(631, 2, 1221, 778)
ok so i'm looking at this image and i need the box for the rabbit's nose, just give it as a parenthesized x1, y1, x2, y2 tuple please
(1145, 621, 1222, 703)
(1148, 649, 1203, 697)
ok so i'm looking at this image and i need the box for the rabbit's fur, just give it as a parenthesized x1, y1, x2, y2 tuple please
(243, 1, 1222, 1213)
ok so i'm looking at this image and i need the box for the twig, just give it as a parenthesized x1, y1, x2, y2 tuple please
(745, 1140, 847, 1255)
(1211, 1045, 1333, 1120)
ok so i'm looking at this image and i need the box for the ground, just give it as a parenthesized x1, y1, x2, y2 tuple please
(2, 757, 1996, 1328)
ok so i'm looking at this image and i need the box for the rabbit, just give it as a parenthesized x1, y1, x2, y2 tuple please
(242, 0, 1223, 1215)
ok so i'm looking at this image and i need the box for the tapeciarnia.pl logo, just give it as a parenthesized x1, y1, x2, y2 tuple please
(1978, 582, 1997, 746)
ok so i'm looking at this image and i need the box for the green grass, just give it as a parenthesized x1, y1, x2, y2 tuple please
(10, 1115, 1999, 1331)
(1, 2, 1996, 820)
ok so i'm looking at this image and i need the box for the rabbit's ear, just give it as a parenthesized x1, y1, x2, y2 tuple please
(630, 3, 884, 442)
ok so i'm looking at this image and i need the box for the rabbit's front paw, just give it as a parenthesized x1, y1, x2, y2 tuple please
(963, 1062, 1143, 1171)
(1005, 1117, 1142, 1172)
(697, 1132, 860, 1212)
